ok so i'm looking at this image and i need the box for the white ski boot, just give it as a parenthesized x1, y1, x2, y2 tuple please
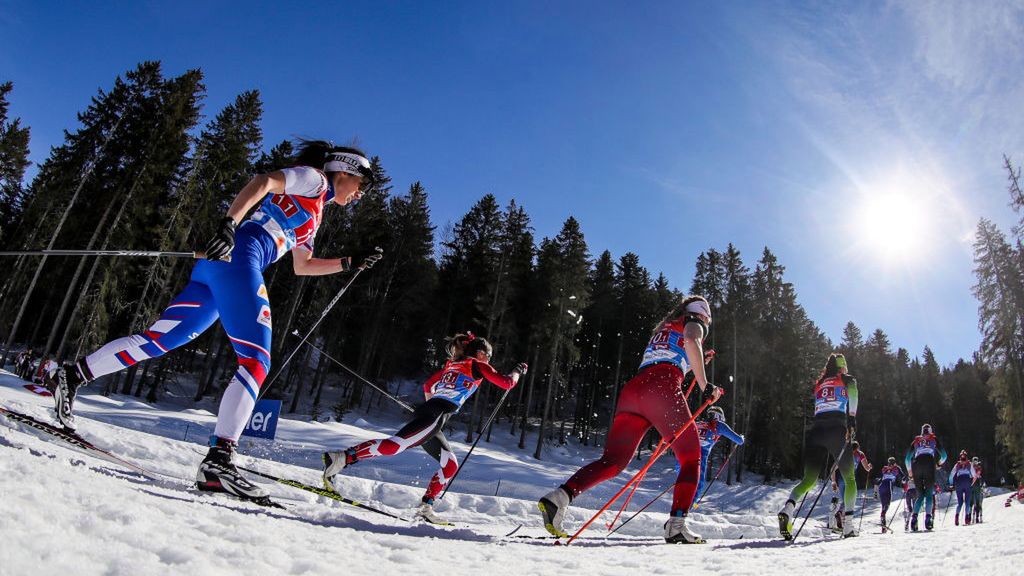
(415, 500, 451, 525)
(322, 448, 356, 492)
(538, 486, 571, 537)
(778, 499, 796, 540)
(664, 513, 705, 544)
(842, 512, 858, 538)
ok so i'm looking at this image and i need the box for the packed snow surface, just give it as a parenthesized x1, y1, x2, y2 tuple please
(0, 370, 1020, 576)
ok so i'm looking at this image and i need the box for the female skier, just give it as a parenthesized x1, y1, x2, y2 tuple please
(692, 405, 744, 507)
(878, 456, 907, 531)
(905, 423, 948, 531)
(777, 353, 859, 539)
(322, 334, 526, 523)
(828, 440, 871, 533)
(949, 450, 978, 526)
(971, 456, 985, 523)
(538, 296, 721, 544)
(53, 140, 380, 500)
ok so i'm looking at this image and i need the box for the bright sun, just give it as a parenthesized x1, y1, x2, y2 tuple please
(851, 174, 936, 266)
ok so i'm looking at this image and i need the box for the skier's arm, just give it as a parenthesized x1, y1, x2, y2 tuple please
(948, 467, 956, 485)
(683, 322, 721, 402)
(225, 171, 287, 224)
(718, 421, 745, 446)
(422, 369, 444, 400)
(472, 360, 520, 390)
(291, 248, 354, 276)
(937, 445, 948, 466)
(905, 449, 913, 476)
(843, 374, 859, 434)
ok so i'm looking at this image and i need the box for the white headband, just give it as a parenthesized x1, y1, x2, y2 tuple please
(685, 300, 712, 321)
(323, 152, 370, 176)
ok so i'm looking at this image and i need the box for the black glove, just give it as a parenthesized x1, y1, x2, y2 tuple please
(512, 362, 528, 377)
(203, 217, 236, 262)
(700, 383, 721, 405)
(358, 251, 383, 270)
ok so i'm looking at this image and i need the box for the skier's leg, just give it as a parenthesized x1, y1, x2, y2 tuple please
(692, 444, 712, 507)
(80, 280, 218, 379)
(349, 399, 454, 461)
(420, 432, 458, 503)
(562, 411, 650, 497)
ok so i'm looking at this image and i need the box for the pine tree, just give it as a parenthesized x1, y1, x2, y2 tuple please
(0, 81, 31, 244)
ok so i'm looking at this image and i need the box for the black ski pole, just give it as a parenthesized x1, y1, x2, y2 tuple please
(259, 248, 382, 399)
(694, 443, 739, 508)
(792, 441, 850, 544)
(941, 485, 955, 525)
(439, 386, 513, 500)
(287, 330, 413, 413)
(0, 249, 202, 258)
(883, 487, 905, 533)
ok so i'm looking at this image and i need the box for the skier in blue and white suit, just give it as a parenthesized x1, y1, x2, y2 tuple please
(692, 406, 744, 507)
(53, 140, 381, 500)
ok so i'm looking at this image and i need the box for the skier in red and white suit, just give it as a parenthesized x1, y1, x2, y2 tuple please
(323, 333, 526, 523)
(539, 296, 721, 544)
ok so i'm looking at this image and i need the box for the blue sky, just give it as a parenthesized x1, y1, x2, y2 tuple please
(2, 1, 1022, 366)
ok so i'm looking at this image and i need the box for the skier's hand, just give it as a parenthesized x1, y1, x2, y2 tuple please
(512, 362, 528, 378)
(203, 217, 236, 262)
(357, 249, 383, 270)
(701, 383, 723, 405)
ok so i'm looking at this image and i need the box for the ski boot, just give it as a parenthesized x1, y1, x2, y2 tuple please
(842, 511, 857, 538)
(955, 512, 960, 526)
(664, 511, 705, 544)
(196, 437, 269, 500)
(925, 513, 934, 531)
(975, 509, 982, 524)
(910, 513, 919, 532)
(322, 448, 357, 492)
(415, 498, 451, 525)
(778, 499, 795, 541)
(54, 361, 90, 430)
(965, 511, 972, 525)
(538, 485, 572, 537)
(827, 499, 844, 534)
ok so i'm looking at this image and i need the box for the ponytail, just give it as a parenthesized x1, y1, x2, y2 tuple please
(445, 332, 493, 361)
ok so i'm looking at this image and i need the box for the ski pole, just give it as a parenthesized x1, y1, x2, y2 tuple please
(259, 248, 382, 399)
(0, 249, 202, 258)
(791, 441, 850, 544)
(565, 393, 717, 545)
(941, 486, 955, 525)
(287, 330, 414, 413)
(439, 386, 514, 500)
(609, 442, 737, 536)
(883, 488, 905, 533)
(695, 443, 739, 508)
(602, 379, 700, 532)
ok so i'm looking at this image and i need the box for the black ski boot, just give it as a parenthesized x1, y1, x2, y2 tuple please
(197, 437, 269, 500)
(925, 513, 934, 530)
(54, 361, 91, 430)
(910, 513, 919, 531)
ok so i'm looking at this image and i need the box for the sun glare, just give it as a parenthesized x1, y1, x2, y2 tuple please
(851, 174, 936, 266)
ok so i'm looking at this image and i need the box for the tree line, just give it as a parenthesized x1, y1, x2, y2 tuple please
(0, 62, 1019, 485)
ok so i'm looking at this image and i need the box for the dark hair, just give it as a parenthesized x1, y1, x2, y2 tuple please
(293, 139, 368, 172)
(816, 353, 845, 385)
(445, 333, 493, 361)
(652, 295, 710, 337)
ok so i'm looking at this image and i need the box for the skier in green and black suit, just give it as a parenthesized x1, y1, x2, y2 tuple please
(778, 353, 860, 539)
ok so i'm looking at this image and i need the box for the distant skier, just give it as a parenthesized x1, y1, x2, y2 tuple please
(777, 353, 859, 539)
(905, 423, 948, 531)
(538, 296, 720, 544)
(970, 457, 985, 523)
(828, 440, 871, 533)
(52, 140, 379, 501)
(877, 456, 906, 531)
(903, 479, 917, 530)
(323, 333, 525, 524)
(949, 450, 978, 526)
(692, 405, 744, 507)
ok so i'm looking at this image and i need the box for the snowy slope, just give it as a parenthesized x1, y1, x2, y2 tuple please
(0, 370, 1021, 576)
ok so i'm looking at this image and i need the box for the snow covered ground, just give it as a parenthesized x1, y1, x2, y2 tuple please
(0, 369, 1021, 576)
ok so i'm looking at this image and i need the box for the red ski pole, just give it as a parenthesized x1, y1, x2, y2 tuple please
(565, 392, 720, 545)
(604, 379, 699, 530)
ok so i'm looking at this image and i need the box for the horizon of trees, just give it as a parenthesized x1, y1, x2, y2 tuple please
(0, 63, 1019, 486)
